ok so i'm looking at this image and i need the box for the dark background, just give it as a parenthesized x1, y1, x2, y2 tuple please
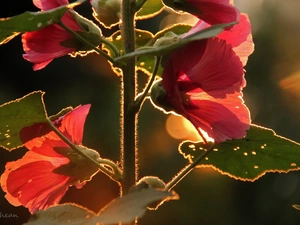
(1, 0, 300, 224)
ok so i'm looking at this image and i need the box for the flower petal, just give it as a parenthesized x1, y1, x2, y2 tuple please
(23, 0, 83, 71)
(184, 89, 250, 143)
(21, 105, 91, 157)
(1, 151, 70, 213)
(164, 38, 244, 94)
(187, 0, 240, 25)
(183, 14, 254, 66)
(34, 0, 69, 10)
(217, 14, 254, 66)
(58, 104, 91, 144)
(22, 24, 76, 70)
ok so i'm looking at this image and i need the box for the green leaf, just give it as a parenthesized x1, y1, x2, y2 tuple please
(23, 204, 96, 225)
(95, 188, 178, 224)
(24, 189, 178, 225)
(0, 0, 85, 45)
(179, 124, 300, 181)
(115, 22, 235, 62)
(0, 91, 47, 150)
(136, 0, 164, 20)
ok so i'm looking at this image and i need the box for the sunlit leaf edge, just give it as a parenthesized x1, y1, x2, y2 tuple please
(24, 189, 178, 225)
(136, 6, 165, 20)
(0, 91, 46, 151)
(179, 124, 300, 182)
(292, 204, 300, 211)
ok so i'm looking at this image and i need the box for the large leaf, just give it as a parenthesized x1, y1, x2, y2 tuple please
(179, 124, 300, 181)
(95, 188, 178, 224)
(136, 0, 164, 20)
(23, 204, 96, 225)
(0, 91, 47, 150)
(115, 22, 235, 62)
(0, 0, 85, 45)
(24, 188, 178, 225)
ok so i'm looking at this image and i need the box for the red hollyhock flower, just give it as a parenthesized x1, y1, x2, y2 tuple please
(151, 15, 253, 143)
(22, 0, 101, 70)
(0, 104, 100, 214)
(185, 0, 240, 25)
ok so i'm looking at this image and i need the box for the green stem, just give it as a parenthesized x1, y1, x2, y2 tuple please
(57, 21, 117, 64)
(120, 0, 137, 195)
(165, 144, 214, 190)
(46, 118, 122, 181)
(100, 37, 120, 58)
(133, 56, 161, 113)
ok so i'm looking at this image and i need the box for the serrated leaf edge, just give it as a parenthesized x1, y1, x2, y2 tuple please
(178, 124, 300, 182)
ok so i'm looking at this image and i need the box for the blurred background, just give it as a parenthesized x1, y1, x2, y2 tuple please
(1, 0, 300, 224)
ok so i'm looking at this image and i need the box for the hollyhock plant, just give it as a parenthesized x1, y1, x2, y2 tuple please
(150, 15, 254, 144)
(162, 0, 240, 26)
(22, 0, 102, 70)
(0, 104, 101, 214)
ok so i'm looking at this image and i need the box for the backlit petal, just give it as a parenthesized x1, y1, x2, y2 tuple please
(186, 0, 240, 25)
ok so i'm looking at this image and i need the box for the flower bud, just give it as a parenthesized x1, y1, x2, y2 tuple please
(137, 176, 166, 189)
(153, 31, 179, 48)
(153, 32, 179, 67)
(61, 11, 103, 51)
(90, 0, 121, 28)
(53, 145, 101, 183)
(150, 80, 174, 113)
(133, 176, 168, 210)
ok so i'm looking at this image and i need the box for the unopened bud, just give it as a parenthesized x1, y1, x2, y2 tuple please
(138, 176, 166, 189)
(150, 80, 174, 113)
(153, 32, 179, 67)
(134, 176, 168, 210)
(90, 0, 121, 28)
(153, 31, 179, 48)
(61, 11, 102, 51)
(53, 146, 101, 183)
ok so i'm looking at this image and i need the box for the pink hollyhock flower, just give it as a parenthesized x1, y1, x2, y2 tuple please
(163, 0, 240, 26)
(22, 0, 102, 70)
(0, 105, 101, 214)
(151, 15, 253, 143)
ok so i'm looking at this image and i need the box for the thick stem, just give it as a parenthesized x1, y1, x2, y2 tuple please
(120, 0, 137, 195)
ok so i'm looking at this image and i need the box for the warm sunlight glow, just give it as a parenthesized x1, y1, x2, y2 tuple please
(279, 71, 300, 99)
(165, 114, 200, 141)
